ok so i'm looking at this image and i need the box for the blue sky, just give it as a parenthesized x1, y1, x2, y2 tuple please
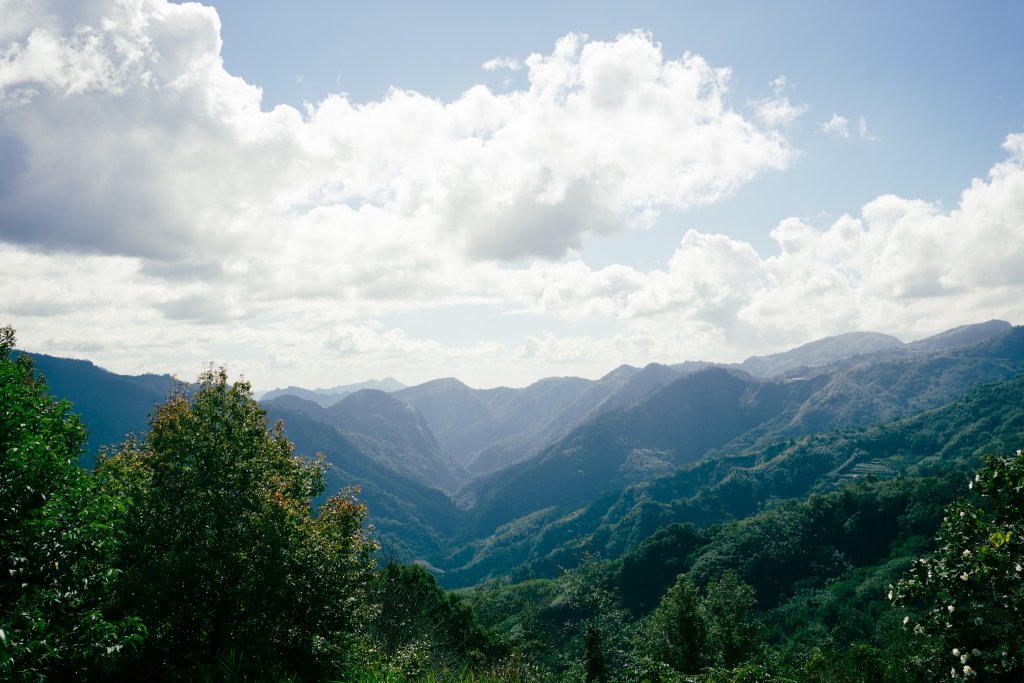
(1, 1, 1023, 389)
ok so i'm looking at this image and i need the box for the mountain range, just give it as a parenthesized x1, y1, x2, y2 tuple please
(21, 319, 1024, 586)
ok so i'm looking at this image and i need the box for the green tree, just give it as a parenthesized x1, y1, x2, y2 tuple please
(0, 326, 144, 680)
(702, 571, 759, 669)
(369, 562, 498, 674)
(99, 366, 377, 679)
(558, 556, 633, 679)
(891, 450, 1024, 680)
(644, 574, 707, 674)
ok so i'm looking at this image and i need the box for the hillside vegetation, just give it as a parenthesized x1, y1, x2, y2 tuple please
(7, 322, 1024, 681)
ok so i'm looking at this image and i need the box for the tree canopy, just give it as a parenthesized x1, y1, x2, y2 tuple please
(0, 326, 144, 680)
(97, 365, 378, 679)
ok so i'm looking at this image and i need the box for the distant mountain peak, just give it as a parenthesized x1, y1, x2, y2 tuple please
(600, 364, 639, 382)
(739, 331, 904, 378)
(258, 377, 407, 407)
(316, 377, 406, 395)
(906, 319, 1012, 353)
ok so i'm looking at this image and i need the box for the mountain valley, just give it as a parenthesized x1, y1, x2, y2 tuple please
(25, 319, 1024, 587)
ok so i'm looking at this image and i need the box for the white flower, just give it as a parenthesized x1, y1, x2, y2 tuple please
(961, 572, 969, 581)
(1016, 563, 1022, 572)
(948, 604, 955, 613)
(964, 665, 973, 675)
(961, 654, 968, 663)
(953, 648, 961, 656)
(904, 616, 910, 625)
(963, 549, 972, 558)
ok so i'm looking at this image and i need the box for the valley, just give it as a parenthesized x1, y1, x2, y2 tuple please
(30, 320, 1023, 584)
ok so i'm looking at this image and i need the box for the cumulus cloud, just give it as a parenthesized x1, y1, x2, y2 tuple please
(0, 0, 1021, 389)
(0, 12, 792, 268)
(502, 134, 1024, 354)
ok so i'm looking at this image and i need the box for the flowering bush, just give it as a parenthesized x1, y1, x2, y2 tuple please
(890, 450, 1024, 680)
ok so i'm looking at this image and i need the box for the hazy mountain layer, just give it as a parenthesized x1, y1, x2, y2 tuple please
(434, 366, 1024, 587)
(22, 319, 1020, 579)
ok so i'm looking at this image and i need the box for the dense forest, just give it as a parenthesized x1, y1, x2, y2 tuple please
(3, 323, 1024, 682)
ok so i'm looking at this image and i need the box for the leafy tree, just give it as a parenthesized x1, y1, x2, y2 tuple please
(368, 562, 498, 673)
(557, 556, 633, 680)
(702, 571, 759, 669)
(891, 450, 1024, 680)
(0, 326, 144, 680)
(643, 574, 706, 674)
(617, 522, 713, 614)
(98, 366, 377, 679)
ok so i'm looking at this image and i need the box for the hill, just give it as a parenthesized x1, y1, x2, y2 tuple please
(435, 366, 1024, 587)
(17, 352, 175, 463)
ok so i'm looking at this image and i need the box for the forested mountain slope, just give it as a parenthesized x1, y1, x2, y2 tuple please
(20, 321, 1021, 576)
(329, 389, 468, 492)
(395, 364, 695, 476)
(19, 352, 175, 463)
(262, 402, 467, 559)
(454, 325, 1024, 547)
(435, 369, 1024, 587)
(266, 389, 469, 493)
(461, 367, 823, 536)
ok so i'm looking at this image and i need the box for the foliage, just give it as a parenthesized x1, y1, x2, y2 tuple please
(641, 574, 706, 674)
(97, 366, 378, 679)
(557, 556, 635, 680)
(8, 321, 1024, 681)
(701, 571, 759, 669)
(618, 523, 714, 614)
(0, 326, 144, 681)
(368, 562, 500, 676)
(891, 450, 1024, 680)
(438, 367, 1024, 589)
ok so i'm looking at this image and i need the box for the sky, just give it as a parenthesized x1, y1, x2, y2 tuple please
(1, 1, 1023, 390)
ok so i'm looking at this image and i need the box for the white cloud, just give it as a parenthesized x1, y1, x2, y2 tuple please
(754, 74, 807, 128)
(857, 116, 876, 141)
(821, 113, 850, 138)
(482, 57, 521, 71)
(0, 0, 1021, 389)
(821, 113, 875, 141)
(486, 134, 1024, 359)
(756, 96, 806, 127)
(0, 13, 794, 268)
